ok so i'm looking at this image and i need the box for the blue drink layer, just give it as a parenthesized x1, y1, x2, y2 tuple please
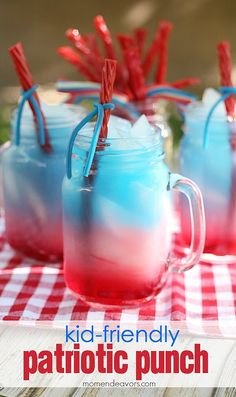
(64, 145, 170, 227)
(63, 124, 174, 306)
(2, 102, 81, 261)
(179, 99, 233, 253)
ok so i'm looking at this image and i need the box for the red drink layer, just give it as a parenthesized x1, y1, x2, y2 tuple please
(64, 223, 170, 307)
(5, 210, 62, 261)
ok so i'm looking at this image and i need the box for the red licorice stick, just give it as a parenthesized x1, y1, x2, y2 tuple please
(142, 26, 161, 78)
(66, 29, 103, 74)
(9, 43, 36, 96)
(115, 62, 131, 95)
(9, 42, 51, 151)
(66, 29, 88, 53)
(83, 33, 101, 58)
(116, 35, 135, 93)
(171, 77, 201, 89)
(155, 20, 173, 84)
(94, 15, 116, 59)
(99, 59, 117, 139)
(123, 46, 146, 100)
(57, 46, 99, 82)
(117, 34, 135, 51)
(134, 28, 147, 57)
(217, 41, 235, 117)
(94, 17, 129, 93)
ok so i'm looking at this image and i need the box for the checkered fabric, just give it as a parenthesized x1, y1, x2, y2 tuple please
(0, 217, 235, 336)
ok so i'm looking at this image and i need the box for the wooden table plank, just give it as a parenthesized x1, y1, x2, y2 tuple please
(0, 389, 235, 397)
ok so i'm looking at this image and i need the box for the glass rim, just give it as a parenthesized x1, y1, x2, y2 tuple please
(76, 121, 163, 142)
(11, 103, 82, 129)
(184, 101, 228, 123)
(73, 145, 165, 161)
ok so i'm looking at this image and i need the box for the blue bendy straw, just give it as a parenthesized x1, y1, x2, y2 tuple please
(66, 102, 114, 179)
(146, 86, 197, 101)
(57, 80, 101, 92)
(73, 94, 139, 118)
(56, 80, 139, 119)
(15, 85, 45, 146)
(203, 86, 236, 149)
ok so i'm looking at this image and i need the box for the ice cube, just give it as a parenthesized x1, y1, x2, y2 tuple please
(106, 115, 138, 150)
(107, 115, 132, 139)
(202, 88, 221, 105)
(202, 88, 227, 116)
(131, 114, 154, 137)
(129, 115, 158, 149)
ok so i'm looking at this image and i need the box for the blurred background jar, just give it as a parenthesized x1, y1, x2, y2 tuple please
(2, 101, 79, 262)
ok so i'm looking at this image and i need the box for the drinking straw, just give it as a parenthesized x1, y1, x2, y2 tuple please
(134, 28, 147, 57)
(72, 60, 116, 298)
(56, 80, 139, 120)
(65, 60, 116, 179)
(57, 46, 99, 82)
(217, 41, 236, 250)
(155, 20, 173, 83)
(77, 60, 116, 177)
(57, 80, 197, 106)
(123, 46, 146, 100)
(9, 42, 51, 151)
(99, 59, 117, 138)
(56, 80, 131, 104)
(146, 84, 197, 104)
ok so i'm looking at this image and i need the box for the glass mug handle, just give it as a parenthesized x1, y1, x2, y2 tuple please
(168, 173, 206, 272)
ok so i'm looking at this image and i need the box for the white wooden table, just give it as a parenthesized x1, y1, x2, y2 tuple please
(0, 386, 235, 396)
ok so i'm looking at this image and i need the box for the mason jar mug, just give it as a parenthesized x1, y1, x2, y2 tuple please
(2, 102, 79, 262)
(179, 103, 234, 256)
(63, 124, 205, 308)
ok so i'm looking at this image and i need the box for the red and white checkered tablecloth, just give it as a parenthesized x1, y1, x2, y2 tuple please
(0, 217, 235, 335)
